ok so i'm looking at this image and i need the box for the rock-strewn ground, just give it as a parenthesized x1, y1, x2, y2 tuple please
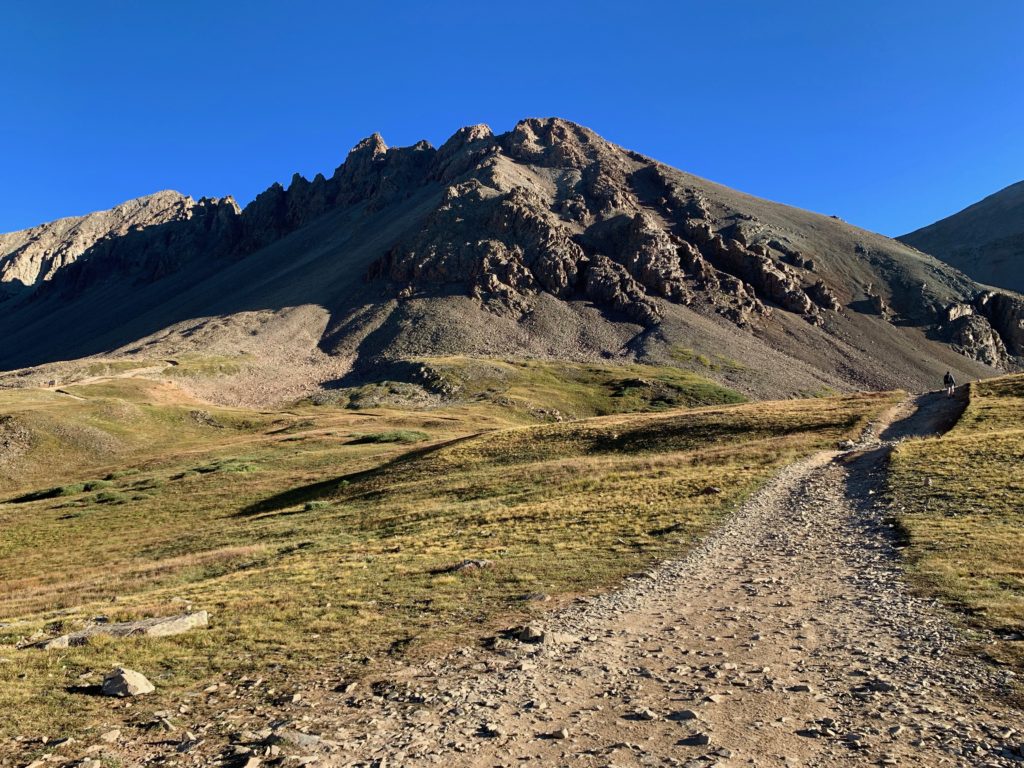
(226, 393, 1019, 768)
(18, 393, 1023, 768)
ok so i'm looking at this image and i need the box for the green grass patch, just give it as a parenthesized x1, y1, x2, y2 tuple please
(889, 374, 1024, 674)
(162, 354, 252, 378)
(348, 430, 430, 445)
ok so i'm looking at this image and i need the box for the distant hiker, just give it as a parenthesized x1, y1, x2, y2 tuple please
(943, 371, 956, 398)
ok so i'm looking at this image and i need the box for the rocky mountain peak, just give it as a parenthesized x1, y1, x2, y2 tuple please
(343, 132, 389, 166)
(2, 117, 1019, 389)
(502, 117, 607, 166)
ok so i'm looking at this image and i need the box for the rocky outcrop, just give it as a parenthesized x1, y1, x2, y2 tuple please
(31, 611, 209, 650)
(370, 182, 583, 302)
(807, 280, 841, 310)
(975, 291, 1024, 357)
(0, 191, 200, 286)
(618, 213, 690, 303)
(866, 292, 890, 317)
(432, 125, 496, 182)
(582, 254, 661, 326)
(702, 235, 817, 316)
(943, 313, 1008, 367)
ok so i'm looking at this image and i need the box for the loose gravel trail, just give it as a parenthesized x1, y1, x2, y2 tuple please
(301, 392, 1022, 767)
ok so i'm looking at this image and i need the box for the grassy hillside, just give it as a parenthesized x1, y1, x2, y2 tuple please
(317, 356, 748, 417)
(889, 374, 1024, 671)
(0, 365, 897, 748)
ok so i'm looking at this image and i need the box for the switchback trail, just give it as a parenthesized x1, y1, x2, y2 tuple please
(297, 391, 1022, 767)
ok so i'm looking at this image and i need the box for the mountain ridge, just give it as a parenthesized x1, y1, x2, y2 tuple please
(900, 179, 1024, 294)
(1, 117, 1021, 404)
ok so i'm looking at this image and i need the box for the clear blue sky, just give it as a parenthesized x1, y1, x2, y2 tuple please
(2, 1, 1022, 236)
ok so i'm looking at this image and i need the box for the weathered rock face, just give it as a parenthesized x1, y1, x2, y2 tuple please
(807, 280, 841, 311)
(370, 182, 584, 305)
(0, 191, 201, 286)
(36, 196, 242, 298)
(365, 118, 838, 331)
(976, 291, 1024, 357)
(582, 254, 662, 326)
(943, 313, 1008, 367)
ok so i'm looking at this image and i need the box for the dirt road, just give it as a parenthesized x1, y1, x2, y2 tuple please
(300, 392, 1022, 767)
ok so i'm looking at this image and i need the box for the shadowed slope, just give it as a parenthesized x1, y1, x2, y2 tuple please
(900, 180, 1024, 294)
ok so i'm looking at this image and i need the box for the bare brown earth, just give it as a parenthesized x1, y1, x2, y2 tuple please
(62, 392, 1023, 767)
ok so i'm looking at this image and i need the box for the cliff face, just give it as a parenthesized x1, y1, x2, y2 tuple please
(0, 191, 204, 286)
(0, 118, 1017, 399)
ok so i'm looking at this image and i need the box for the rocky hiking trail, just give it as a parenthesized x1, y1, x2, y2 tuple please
(67, 392, 1023, 768)
(246, 391, 1021, 768)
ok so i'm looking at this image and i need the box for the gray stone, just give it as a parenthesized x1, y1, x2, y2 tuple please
(35, 611, 209, 650)
(101, 667, 155, 697)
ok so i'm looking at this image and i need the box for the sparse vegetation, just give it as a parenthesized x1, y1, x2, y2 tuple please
(670, 347, 745, 372)
(314, 357, 746, 416)
(0, 367, 896, 741)
(162, 354, 252, 378)
(889, 374, 1024, 671)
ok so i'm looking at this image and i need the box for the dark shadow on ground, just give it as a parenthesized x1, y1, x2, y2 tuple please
(879, 389, 968, 442)
(233, 432, 483, 517)
(65, 684, 105, 697)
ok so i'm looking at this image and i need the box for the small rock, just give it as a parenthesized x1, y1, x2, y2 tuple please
(480, 722, 504, 738)
(98, 729, 121, 743)
(270, 727, 321, 750)
(513, 624, 545, 644)
(669, 709, 699, 721)
(678, 732, 711, 746)
(101, 667, 155, 697)
(446, 559, 493, 573)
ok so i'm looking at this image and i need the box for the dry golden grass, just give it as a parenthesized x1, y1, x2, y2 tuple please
(889, 374, 1024, 671)
(0, 366, 897, 745)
